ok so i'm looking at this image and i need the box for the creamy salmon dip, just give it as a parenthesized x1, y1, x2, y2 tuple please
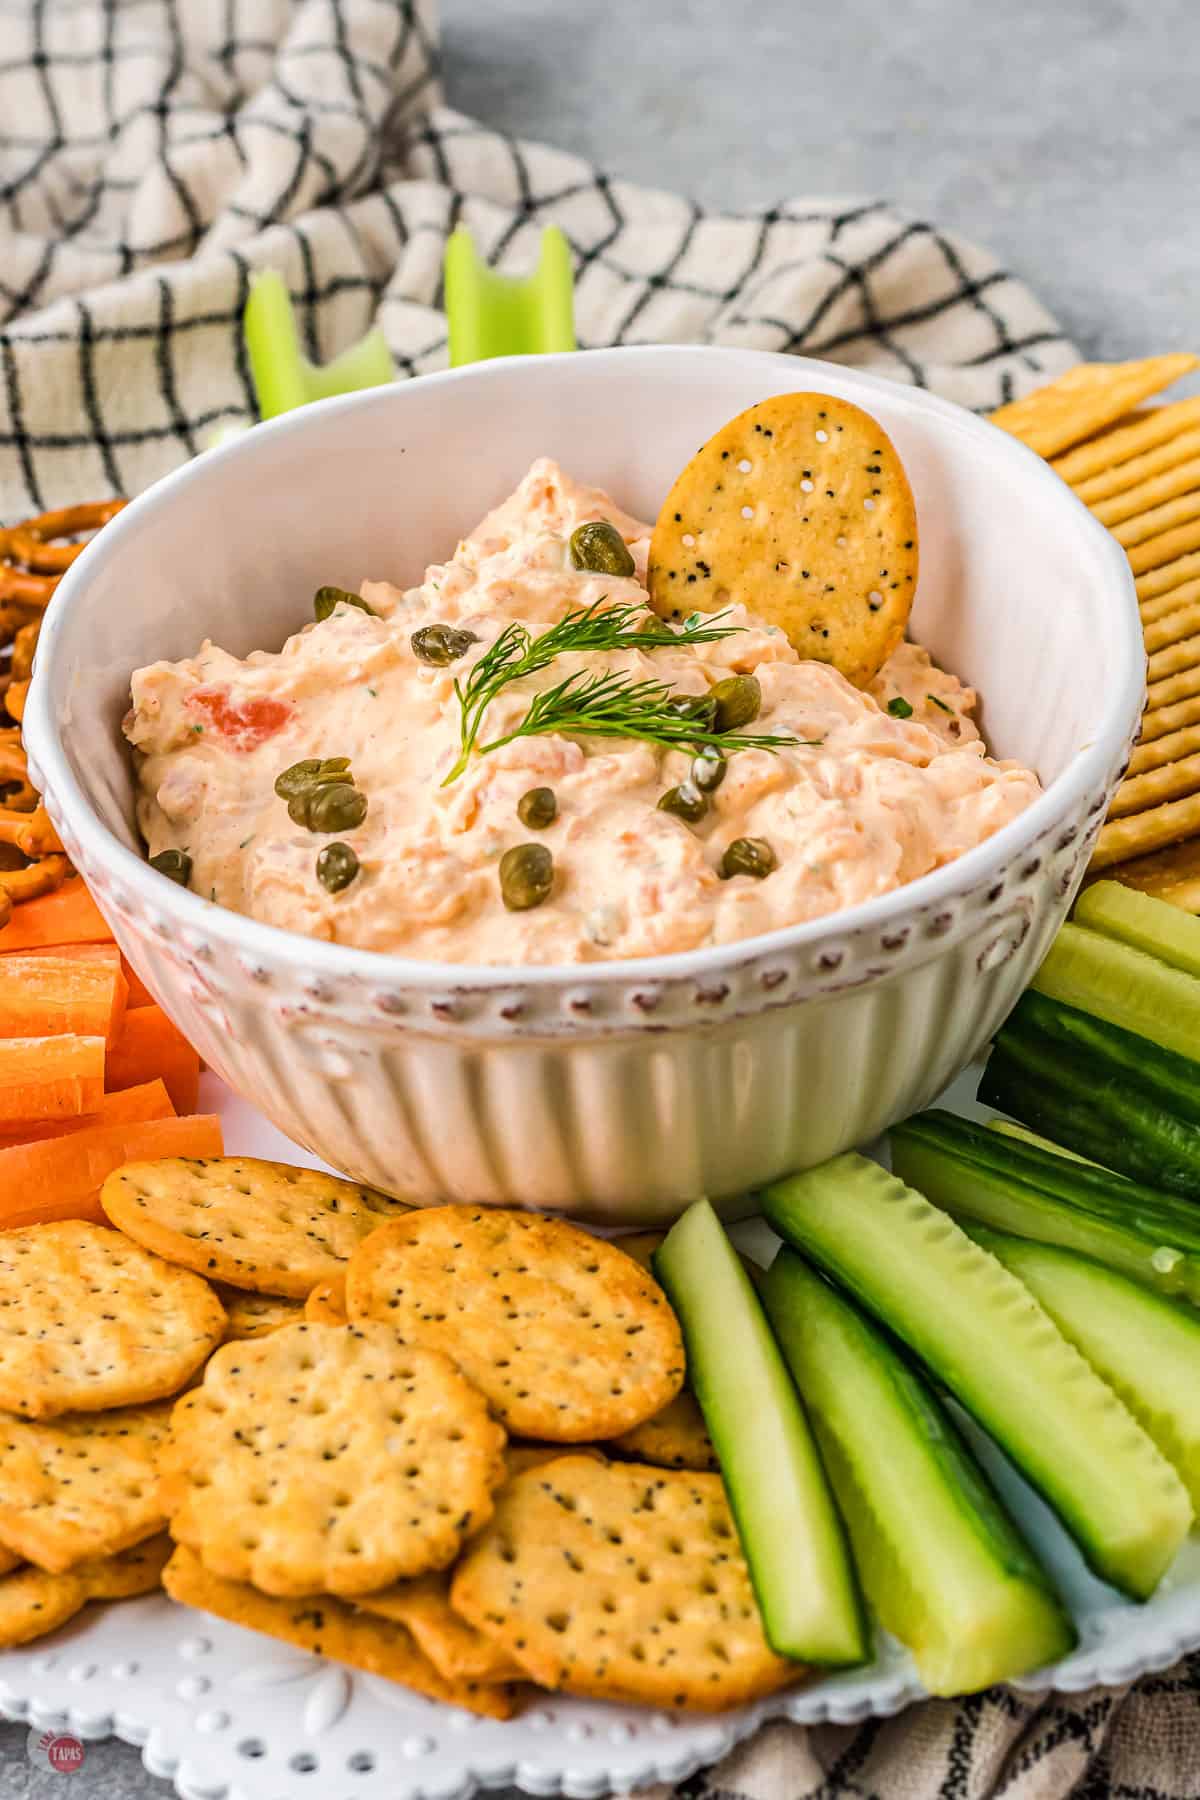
(126, 459, 1042, 965)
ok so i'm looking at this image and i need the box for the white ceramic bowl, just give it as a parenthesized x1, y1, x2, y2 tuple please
(25, 347, 1142, 1221)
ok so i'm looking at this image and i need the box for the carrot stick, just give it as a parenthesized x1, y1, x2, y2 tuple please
(0, 1078, 175, 1147)
(0, 1112, 223, 1229)
(16, 942, 157, 1010)
(0, 1035, 105, 1123)
(14, 942, 120, 970)
(0, 954, 127, 1041)
(0, 1194, 111, 1229)
(0, 880, 112, 952)
(106, 1005, 199, 1114)
(121, 959, 155, 1009)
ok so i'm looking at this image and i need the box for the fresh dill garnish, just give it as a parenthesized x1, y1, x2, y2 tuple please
(443, 600, 800, 783)
(927, 693, 954, 714)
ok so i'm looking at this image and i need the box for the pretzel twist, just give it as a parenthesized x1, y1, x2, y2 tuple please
(0, 500, 127, 607)
(0, 496, 126, 910)
(5, 501, 127, 572)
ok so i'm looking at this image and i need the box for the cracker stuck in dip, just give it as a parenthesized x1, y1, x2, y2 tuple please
(125, 459, 1041, 965)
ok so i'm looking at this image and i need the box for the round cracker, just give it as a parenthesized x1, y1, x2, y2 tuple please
(606, 1389, 718, 1473)
(162, 1543, 519, 1717)
(0, 1222, 225, 1420)
(304, 1274, 348, 1326)
(216, 1285, 304, 1340)
(0, 1563, 91, 1648)
(101, 1156, 413, 1298)
(346, 1207, 685, 1443)
(158, 1321, 507, 1597)
(450, 1457, 799, 1710)
(0, 1403, 172, 1573)
(647, 392, 918, 687)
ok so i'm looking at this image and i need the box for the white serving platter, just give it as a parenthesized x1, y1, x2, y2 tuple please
(2, 1069, 1199, 1800)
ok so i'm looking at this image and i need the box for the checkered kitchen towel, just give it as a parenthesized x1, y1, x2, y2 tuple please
(5, 3, 1193, 1797)
(0, 0, 1081, 517)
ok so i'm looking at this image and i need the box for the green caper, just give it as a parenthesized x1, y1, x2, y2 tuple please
(411, 623, 478, 667)
(314, 586, 375, 622)
(720, 837, 777, 880)
(274, 757, 351, 801)
(306, 783, 368, 834)
(517, 786, 557, 830)
(657, 783, 708, 824)
(316, 842, 360, 893)
(666, 693, 718, 732)
(691, 747, 726, 793)
(499, 843, 554, 911)
(569, 520, 635, 577)
(149, 848, 192, 886)
(711, 674, 762, 732)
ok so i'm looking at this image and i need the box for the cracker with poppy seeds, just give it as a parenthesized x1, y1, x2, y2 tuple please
(0, 1222, 225, 1420)
(162, 1545, 521, 1718)
(101, 1156, 414, 1299)
(345, 1206, 685, 1442)
(646, 393, 918, 688)
(357, 1571, 526, 1684)
(158, 1321, 507, 1597)
(607, 1389, 719, 1474)
(0, 1563, 91, 1648)
(217, 1285, 304, 1340)
(450, 1456, 802, 1712)
(81, 1531, 173, 1599)
(0, 1533, 172, 1650)
(305, 1272, 347, 1325)
(603, 1234, 718, 1473)
(0, 1402, 171, 1572)
(356, 1445, 603, 1684)
(504, 1443, 603, 1477)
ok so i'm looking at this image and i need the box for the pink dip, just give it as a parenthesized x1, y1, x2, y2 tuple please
(126, 460, 1042, 964)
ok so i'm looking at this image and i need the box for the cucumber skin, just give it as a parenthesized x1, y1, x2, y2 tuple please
(971, 1226, 1200, 1512)
(653, 1201, 868, 1666)
(980, 1030, 1200, 1196)
(763, 1153, 1193, 1598)
(1077, 880, 1200, 981)
(890, 1117, 1200, 1305)
(761, 1251, 1075, 1695)
(1012, 991, 1200, 1128)
(979, 1047, 1146, 1187)
(1035, 922, 1200, 1063)
(899, 1110, 1200, 1251)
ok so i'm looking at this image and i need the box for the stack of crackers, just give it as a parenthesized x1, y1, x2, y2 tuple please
(992, 353, 1200, 906)
(0, 1156, 805, 1716)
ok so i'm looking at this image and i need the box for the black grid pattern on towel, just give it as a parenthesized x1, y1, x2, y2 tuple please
(0, 0, 1077, 517)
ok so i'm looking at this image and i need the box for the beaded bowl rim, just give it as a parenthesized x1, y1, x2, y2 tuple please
(26, 346, 1143, 999)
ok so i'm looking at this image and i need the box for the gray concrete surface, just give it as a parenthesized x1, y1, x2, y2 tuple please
(444, 0, 1200, 364)
(2, 0, 1197, 1793)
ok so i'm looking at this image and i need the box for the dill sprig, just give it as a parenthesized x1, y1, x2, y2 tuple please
(443, 599, 799, 783)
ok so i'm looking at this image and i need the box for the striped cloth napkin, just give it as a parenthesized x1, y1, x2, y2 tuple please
(6, 5, 1194, 1800)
